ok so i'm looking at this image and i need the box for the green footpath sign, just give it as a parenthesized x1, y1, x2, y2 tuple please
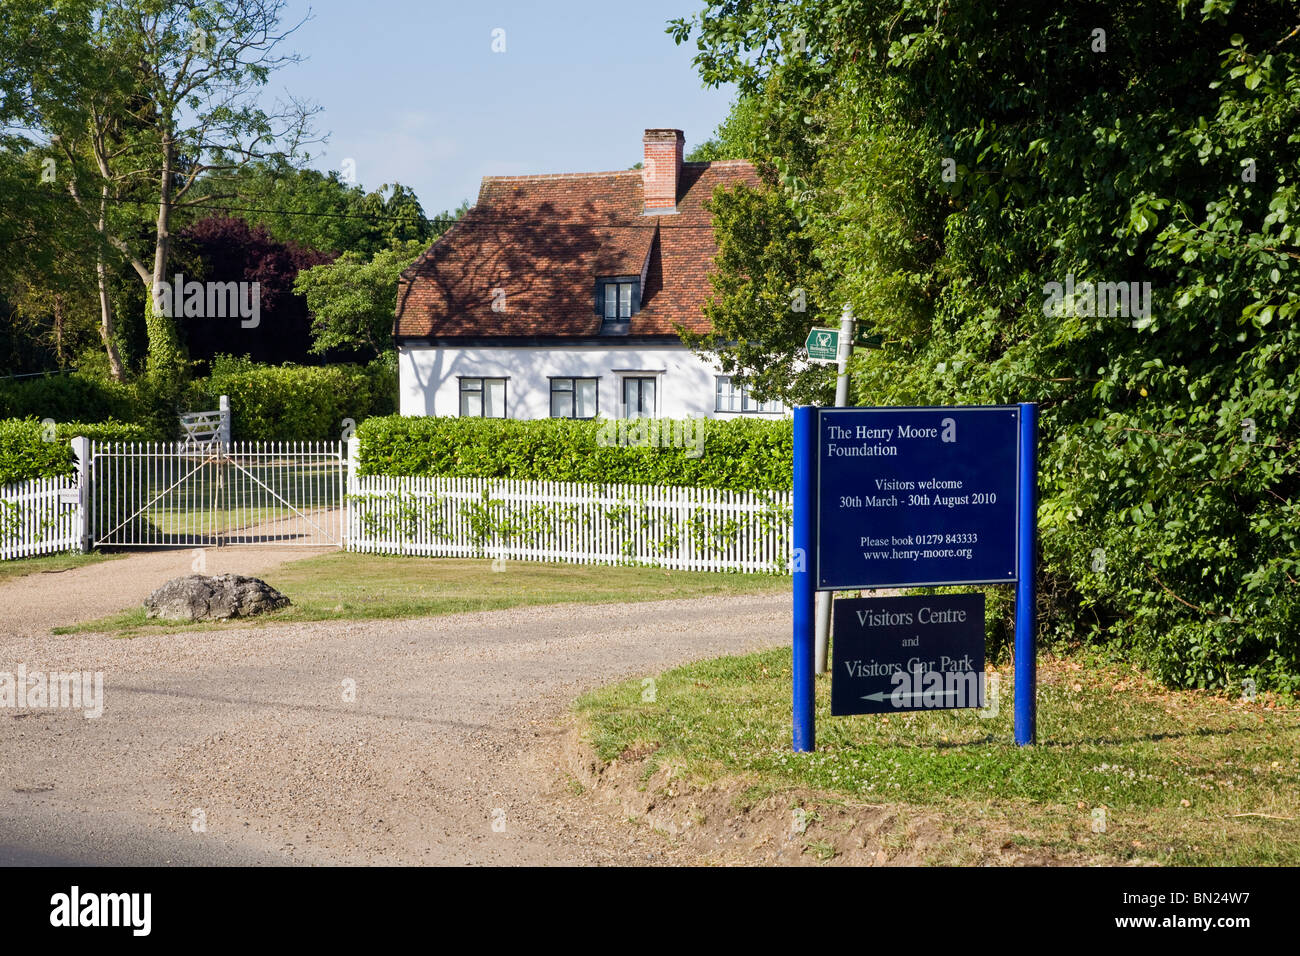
(805, 327, 840, 363)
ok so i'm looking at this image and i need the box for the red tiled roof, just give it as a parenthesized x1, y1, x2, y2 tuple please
(394, 160, 759, 339)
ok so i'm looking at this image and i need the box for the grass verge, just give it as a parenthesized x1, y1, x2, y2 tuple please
(574, 649, 1299, 865)
(53, 552, 788, 636)
(0, 551, 121, 585)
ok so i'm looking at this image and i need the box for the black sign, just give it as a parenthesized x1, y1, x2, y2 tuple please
(831, 594, 986, 715)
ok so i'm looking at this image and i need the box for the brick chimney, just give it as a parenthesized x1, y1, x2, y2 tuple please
(642, 129, 684, 215)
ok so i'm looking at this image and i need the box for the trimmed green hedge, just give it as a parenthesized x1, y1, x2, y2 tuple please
(0, 418, 151, 485)
(355, 416, 792, 492)
(197, 357, 397, 441)
(2, 359, 398, 444)
(0, 372, 174, 440)
(0, 372, 142, 424)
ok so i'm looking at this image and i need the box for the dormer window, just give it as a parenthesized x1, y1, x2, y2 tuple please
(597, 277, 639, 334)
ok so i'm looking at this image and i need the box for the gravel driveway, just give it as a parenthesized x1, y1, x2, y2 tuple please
(0, 547, 336, 638)
(0, 573, 788, 865)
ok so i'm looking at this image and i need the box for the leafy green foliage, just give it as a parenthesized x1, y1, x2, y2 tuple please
(4, 4, 455, 384)
(0, 417, 149, 484)
(0, 372, 140, 422)
(12, 0, 323, 379)
(0, 368, 181, 441)
(685, 95, 765, 162)
(197, 357, 396, 441)
(0, 419, 70, 484)
(0, 357, 399, 445)
(193, 161, 464, 257)
(356, 416, 793, 492)
(675, 0, 1300, 691)
(0, 141, 110, 373)
(681, 181, 835, 405)
(294, 240, 426, 355)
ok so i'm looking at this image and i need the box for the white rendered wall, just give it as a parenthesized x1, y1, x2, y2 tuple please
(398, 343, 786, 420)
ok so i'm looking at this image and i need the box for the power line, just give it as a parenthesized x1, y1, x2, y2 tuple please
(63, 191, 725, 230)
(0, 368, 72, 380)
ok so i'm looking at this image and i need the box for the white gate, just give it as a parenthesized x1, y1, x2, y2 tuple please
(89, 440, 346, 548)
(179, 395, 232, 449)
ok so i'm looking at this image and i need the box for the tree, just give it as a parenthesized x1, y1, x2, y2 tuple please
(684, 94, 764, 162)
(30, 0, 320, 380)
(294, 240, 427, 357)
(679, 180, 835, 405)
(193, 161, 450, 256)
(672, 1, 1300, 691)
(1, 2, 132, 377)
(175, 215, 333, 365)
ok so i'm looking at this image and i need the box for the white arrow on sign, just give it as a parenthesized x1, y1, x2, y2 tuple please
(860, 689, 962, 702)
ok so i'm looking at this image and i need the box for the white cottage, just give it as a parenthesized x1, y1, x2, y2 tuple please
(394, 129, 786, 421)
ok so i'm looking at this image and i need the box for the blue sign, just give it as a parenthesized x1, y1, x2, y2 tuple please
(792, 403, 1039, 752)
(830, 594, 986, 715)
(816, 406, 1020, 590)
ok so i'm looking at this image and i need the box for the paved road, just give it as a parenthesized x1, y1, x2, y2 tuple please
(0, 593, 788, 865)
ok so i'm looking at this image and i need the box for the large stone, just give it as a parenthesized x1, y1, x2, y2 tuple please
(144, 574, 291, 622)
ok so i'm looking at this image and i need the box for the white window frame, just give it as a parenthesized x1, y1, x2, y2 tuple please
(459, 377, 508, 418)
(549, 377, 599, 419)
(715, 375, 785, 415)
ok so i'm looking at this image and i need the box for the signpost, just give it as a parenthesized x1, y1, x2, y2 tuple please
(812, 308, 857, 677)
(804, 327, 840, 363)
(791, 403, 1038, 751)
(830, 594, 985, 715)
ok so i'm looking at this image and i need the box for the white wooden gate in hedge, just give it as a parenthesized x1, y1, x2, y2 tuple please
(0, 474, 83, 560)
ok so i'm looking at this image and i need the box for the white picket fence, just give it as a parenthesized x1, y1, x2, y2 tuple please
(346, 474, 793, 573)
(1, 435, 794, 574)
(0, 475, 83, 560)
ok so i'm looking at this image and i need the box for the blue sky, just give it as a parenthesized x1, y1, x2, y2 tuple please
(273, 1, 737, 215)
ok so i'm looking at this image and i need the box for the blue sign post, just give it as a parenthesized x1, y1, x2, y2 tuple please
(791, 403, 1038, 751)
(792, 406, 818, 752)
(1014, 403, 1038, 745)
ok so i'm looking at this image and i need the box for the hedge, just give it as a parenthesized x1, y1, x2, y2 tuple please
(1, 358, 398, 444)
(0, 372, 142, 424)
(355, 415, 792, 492)
(196, 357, 397, 441)
(0, 418, 151, 485)
(0, 372, 174, 440)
